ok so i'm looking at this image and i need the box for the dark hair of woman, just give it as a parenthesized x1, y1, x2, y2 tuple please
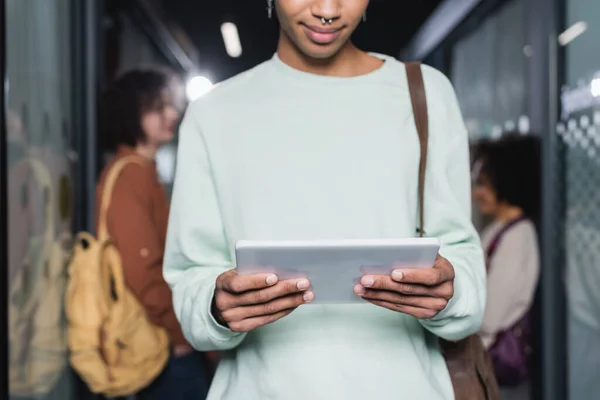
(100, 69, 169, 151)
(473, 133, 541, 222)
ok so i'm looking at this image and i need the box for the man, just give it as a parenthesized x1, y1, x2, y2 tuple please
(163, 1, 486, 399)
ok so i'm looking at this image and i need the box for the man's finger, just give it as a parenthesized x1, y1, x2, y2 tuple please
(232, 278, 311, 307)
(435, 281, 454, 301)
(364, 299, 440, 320)
(357, 276, 453, 299)
(390, 261, 454, 286)
(355, 285, 447, 310)
(359, 275, 432, 295)
(223, 271, 280, 293)
(227, 308, 297, 333)
(222, 291, 312, 323)
(215, 269, 237, 290)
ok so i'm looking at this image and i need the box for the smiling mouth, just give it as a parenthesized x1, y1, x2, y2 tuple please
(302, 24, 344, 45)
(304, 24, 342, 34)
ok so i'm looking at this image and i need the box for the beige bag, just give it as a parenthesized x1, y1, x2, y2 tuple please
(65, 156, 169, 397)
(8, 157, 72, 397)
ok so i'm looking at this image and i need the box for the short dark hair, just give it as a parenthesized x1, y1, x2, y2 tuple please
(101, 69, 169, 151)
(473, 133, 541, 219)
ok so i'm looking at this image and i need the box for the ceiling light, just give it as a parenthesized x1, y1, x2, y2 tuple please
(186, 76, 213, 101)
(221, 22, 242, 58)
(518, 116, 530, 134)
(558, 21, 588, 46)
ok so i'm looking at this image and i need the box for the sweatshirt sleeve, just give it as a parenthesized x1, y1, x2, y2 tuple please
(163, 102, 246, 351)
(417, 67, 487, 342)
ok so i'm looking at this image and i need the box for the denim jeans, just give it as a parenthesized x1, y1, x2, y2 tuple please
(136, 352, 210, 400)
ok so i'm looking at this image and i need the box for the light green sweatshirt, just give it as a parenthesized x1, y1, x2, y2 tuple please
(163, 53, 486, 400)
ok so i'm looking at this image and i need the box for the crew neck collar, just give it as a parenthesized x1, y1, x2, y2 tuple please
(270, 52, 394, 85)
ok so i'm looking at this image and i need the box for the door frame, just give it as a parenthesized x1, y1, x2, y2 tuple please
(0, 0, 9, 393)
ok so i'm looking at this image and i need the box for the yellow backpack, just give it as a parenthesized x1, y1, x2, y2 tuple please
(65, 156, 169, 397)
(9, 157, 72, 397)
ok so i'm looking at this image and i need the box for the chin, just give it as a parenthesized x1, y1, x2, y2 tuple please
(292, 32, 347, 60)
(301, 44, 344, 60)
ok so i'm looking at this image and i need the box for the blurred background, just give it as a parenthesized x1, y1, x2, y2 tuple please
(1, 0, 599, 399)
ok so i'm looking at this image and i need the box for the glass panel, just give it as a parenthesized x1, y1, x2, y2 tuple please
(450, 0, 530, 143)
(449, 0, 530, 231)
(6, 0, 76, 398)
(562, 1, 600, 399)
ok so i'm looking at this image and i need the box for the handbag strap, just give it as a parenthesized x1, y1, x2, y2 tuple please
(405, 62, 429, 237)
(486, 216, 529, 268)
(406, 62, 501, 400)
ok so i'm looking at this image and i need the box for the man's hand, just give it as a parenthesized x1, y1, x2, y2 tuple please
(354, 255, 455, 319)
(212, 269, 314, 333)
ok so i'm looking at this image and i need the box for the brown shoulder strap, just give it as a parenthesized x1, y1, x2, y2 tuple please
(405, 62, 429, 238)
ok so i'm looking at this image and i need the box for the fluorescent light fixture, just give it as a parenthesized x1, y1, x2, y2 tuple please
(491, 125, 503, 139)
(221, 22, 242, 58)
(504, 120, 516, 131)
(591, 78, 600, 98)
(186, 76, 213, 101)
(558, 21, 588, 46)
(518, 116, 530, 134)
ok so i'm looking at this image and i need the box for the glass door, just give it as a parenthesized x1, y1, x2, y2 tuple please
(5, 1, 77, 398)
(559, 0, 600, 398)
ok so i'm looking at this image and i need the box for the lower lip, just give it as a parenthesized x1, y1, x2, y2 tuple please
(303, 26, 341, 45)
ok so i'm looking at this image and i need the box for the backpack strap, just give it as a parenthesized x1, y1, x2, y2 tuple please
(97, 156, 145, 241)
(405, 62, 429, 237)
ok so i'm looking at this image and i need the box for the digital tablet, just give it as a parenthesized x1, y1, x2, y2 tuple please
(235, 238, 440, 304)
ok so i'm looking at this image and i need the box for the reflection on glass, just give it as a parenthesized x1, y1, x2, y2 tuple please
(6, 0, 75, 398)
(8, 157, 71, 394)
